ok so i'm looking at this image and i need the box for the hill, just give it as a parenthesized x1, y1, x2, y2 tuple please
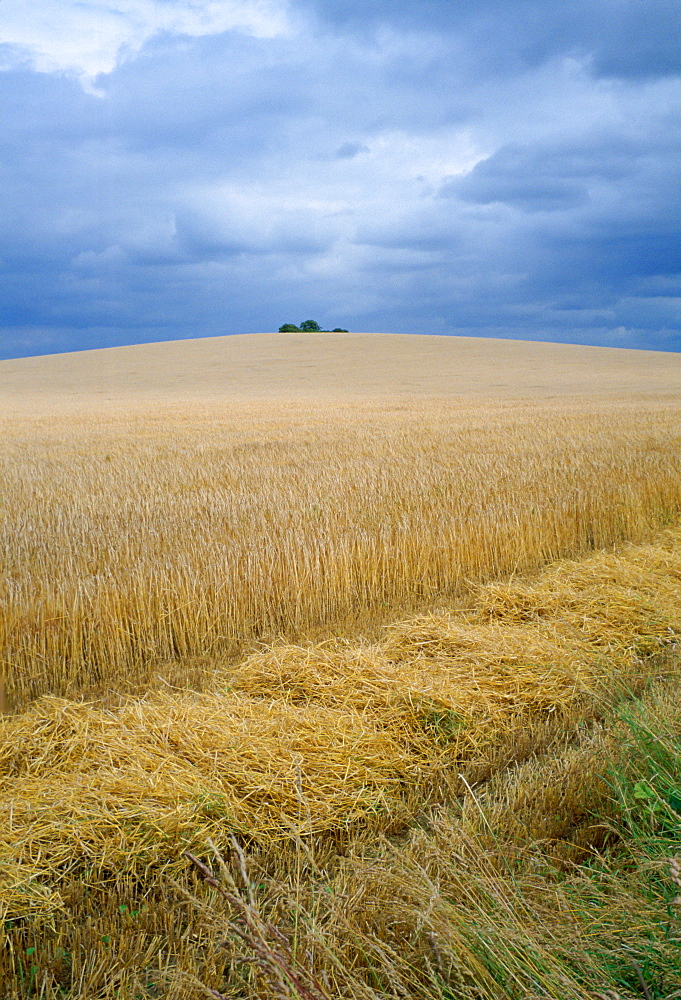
(1, 332, 680, 410)
(2, 332, 681, 997)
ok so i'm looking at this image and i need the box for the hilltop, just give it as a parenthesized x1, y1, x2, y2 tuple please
(1, 332, 680, 411)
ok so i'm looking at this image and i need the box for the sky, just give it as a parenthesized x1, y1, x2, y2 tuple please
(0, 0, 679, 359)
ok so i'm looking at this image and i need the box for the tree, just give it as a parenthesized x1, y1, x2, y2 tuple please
(299, 320, 321, 332)
(278, 323, 300, 332)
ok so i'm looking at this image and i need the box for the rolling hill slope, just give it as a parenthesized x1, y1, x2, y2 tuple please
(1, 333, 680, 409)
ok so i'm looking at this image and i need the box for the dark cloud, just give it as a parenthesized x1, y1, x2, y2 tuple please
(335, 141, 370, 159)
(442, 135, 649, 212)
(451, 159, 589, 214)
(0, 1, 679, 360)
(297, 0, 679, 81)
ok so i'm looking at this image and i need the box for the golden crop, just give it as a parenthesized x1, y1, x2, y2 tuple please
(1, 377, 681, 998)
(1, 396, 680, 710)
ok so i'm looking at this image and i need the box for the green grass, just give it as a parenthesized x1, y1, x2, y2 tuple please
(183, 675, 681, 1000)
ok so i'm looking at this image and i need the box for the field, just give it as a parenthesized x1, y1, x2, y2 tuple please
(1, 333, 681, 998)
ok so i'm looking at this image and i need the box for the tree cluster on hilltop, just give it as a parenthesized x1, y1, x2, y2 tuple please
(279, 320, 348, 332)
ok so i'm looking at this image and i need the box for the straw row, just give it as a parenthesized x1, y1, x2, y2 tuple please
(1, 526, 679, 922)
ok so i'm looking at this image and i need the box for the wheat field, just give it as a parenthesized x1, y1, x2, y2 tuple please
(2, 394, 681, 711)
(1, 333, 681, 998)
(2, 333, 680, 406)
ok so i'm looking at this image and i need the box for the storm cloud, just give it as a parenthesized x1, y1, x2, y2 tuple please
(0, 0, 678, 358)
